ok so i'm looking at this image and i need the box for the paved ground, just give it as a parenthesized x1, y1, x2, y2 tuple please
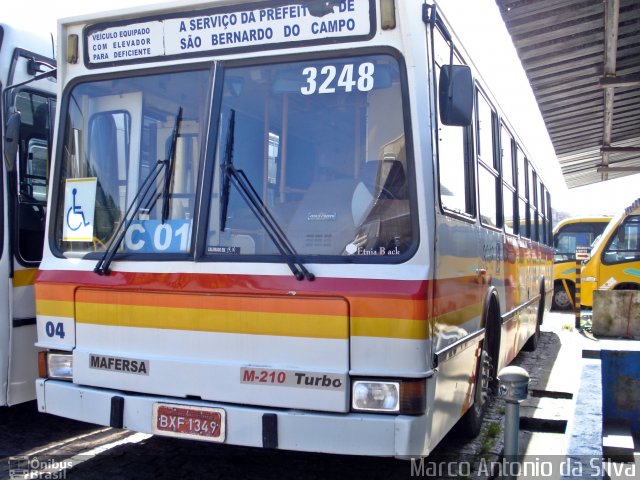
(511, 310, 639, 479)
(398, 310, 570, 479)
(2, 310, 637, 479)
(433, 309, 640, 479)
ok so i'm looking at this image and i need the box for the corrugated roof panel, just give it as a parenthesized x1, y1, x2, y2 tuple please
(496, 0, 640, 188)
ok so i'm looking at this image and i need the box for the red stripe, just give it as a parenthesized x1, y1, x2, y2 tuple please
(36, 270, 430, 299)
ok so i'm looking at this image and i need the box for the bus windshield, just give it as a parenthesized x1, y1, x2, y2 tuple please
(55, 68, 210, 254)
(54, 53, 413, 260)
(553, 221, 609, 263)
(209, 53, 411, 258)
(602, 215, 640, 265)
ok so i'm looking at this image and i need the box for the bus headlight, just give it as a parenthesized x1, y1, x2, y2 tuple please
(352, 379, 425, 414)
(39, 352, 73, 380)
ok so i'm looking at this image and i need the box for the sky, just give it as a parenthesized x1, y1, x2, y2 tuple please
(4, 0, 638, 217)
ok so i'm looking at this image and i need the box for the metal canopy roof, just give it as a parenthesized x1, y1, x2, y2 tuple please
(495, 0, 640, 188)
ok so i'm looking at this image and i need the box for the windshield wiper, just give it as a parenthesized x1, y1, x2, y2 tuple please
(94, 107, 183, 275)
(93, 159, 166, 275)
(162, 106, 183, 223)
(219, 109, 234, 232)
(219, 110, 314, 281)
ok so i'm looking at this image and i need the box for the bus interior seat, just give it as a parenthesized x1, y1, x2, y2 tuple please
(286, 176, 360, 255)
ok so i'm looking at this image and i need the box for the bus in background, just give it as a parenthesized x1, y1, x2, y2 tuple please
(0, 23, 56, 405)
(551, 216, 610, 310)
(36, 0, 552, 457)
(580, 198, 640, 309)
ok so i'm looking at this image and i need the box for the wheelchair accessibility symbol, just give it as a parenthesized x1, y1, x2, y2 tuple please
(66, 188, 91, 231)
(63, 177, 97, 242)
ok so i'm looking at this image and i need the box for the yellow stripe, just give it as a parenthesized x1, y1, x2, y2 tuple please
(77, 302, 349, 339)
(36, 299, 75, 318)
(351, 316, 428, 339)
(13, 269, 37, 287)
(40, 300, 430, 340)
(433, 302, 481, 326)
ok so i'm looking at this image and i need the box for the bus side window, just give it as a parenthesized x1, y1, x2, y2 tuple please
(605, 226, 625, 262)
(15, 94, 52, 264)
(515, 146, 528, 237)
(22, 102, 50, 201)
(436, 64, 474, 216)
(501, 124, 516, 235)
(476, 89, 499, 228)
(605, 217, 640, 262)
(434, 26, 474, 217)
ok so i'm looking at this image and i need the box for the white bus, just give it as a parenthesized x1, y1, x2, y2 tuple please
(0, 23, 56, 406)
(36, 0, 552, 457)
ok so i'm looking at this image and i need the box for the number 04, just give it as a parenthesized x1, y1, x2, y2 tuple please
(45, 321, 66, 339)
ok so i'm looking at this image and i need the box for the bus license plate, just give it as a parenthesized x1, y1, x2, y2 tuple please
(152, 404, 226, 442)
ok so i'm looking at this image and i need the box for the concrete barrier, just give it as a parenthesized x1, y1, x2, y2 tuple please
(592, 290, 640, 339)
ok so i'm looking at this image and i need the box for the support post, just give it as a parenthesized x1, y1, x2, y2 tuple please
(498, 366, 530, 478)
(575, 259, 582, 329)
(574, 246, 590, 329)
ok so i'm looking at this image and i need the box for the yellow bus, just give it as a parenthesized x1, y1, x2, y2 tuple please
(580, 198, 640, 309)
(1, 23, 56, 405)
(551, 216, 610, 310)
(35, 0, 553, 457)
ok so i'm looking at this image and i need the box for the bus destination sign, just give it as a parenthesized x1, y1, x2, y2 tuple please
(86, 1, 372, 65)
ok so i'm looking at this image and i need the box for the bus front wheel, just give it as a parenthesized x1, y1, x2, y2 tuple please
(458, 340, 492, 438)
(552, 281, 574, 311)
(458, 299, 499, 438)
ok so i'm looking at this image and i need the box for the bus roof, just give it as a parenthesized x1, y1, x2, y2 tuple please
(57, 0, 251, 26)
(552, 215, 612, 234)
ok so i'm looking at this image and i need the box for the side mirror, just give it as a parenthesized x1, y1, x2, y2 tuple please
(439, 65, 473, 127)
(4, 109, 21, 173)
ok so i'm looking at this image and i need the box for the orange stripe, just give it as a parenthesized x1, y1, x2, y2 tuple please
(348, 296, 428, 319)
(35, 281, 483, 320)
(35, 283, 77, 301)
(77, 289, 347, 316)
(35, 271, 495, 324)
(35, 288, 475, 322)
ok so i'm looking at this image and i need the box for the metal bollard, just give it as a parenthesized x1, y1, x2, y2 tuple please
(498, 366, 530, 470)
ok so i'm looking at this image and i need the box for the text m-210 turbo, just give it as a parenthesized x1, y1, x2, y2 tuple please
(240, 367, 345, 390)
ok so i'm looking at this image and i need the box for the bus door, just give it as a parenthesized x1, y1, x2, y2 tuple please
(2, 45, 55, 405)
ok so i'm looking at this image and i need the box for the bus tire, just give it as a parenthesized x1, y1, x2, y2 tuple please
(458, 338, 492, 437)
(458, 295, 499, 437)
(552, 281, 574, 311)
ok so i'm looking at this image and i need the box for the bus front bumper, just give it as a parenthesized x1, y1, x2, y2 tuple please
(36, 379, 430, 458)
